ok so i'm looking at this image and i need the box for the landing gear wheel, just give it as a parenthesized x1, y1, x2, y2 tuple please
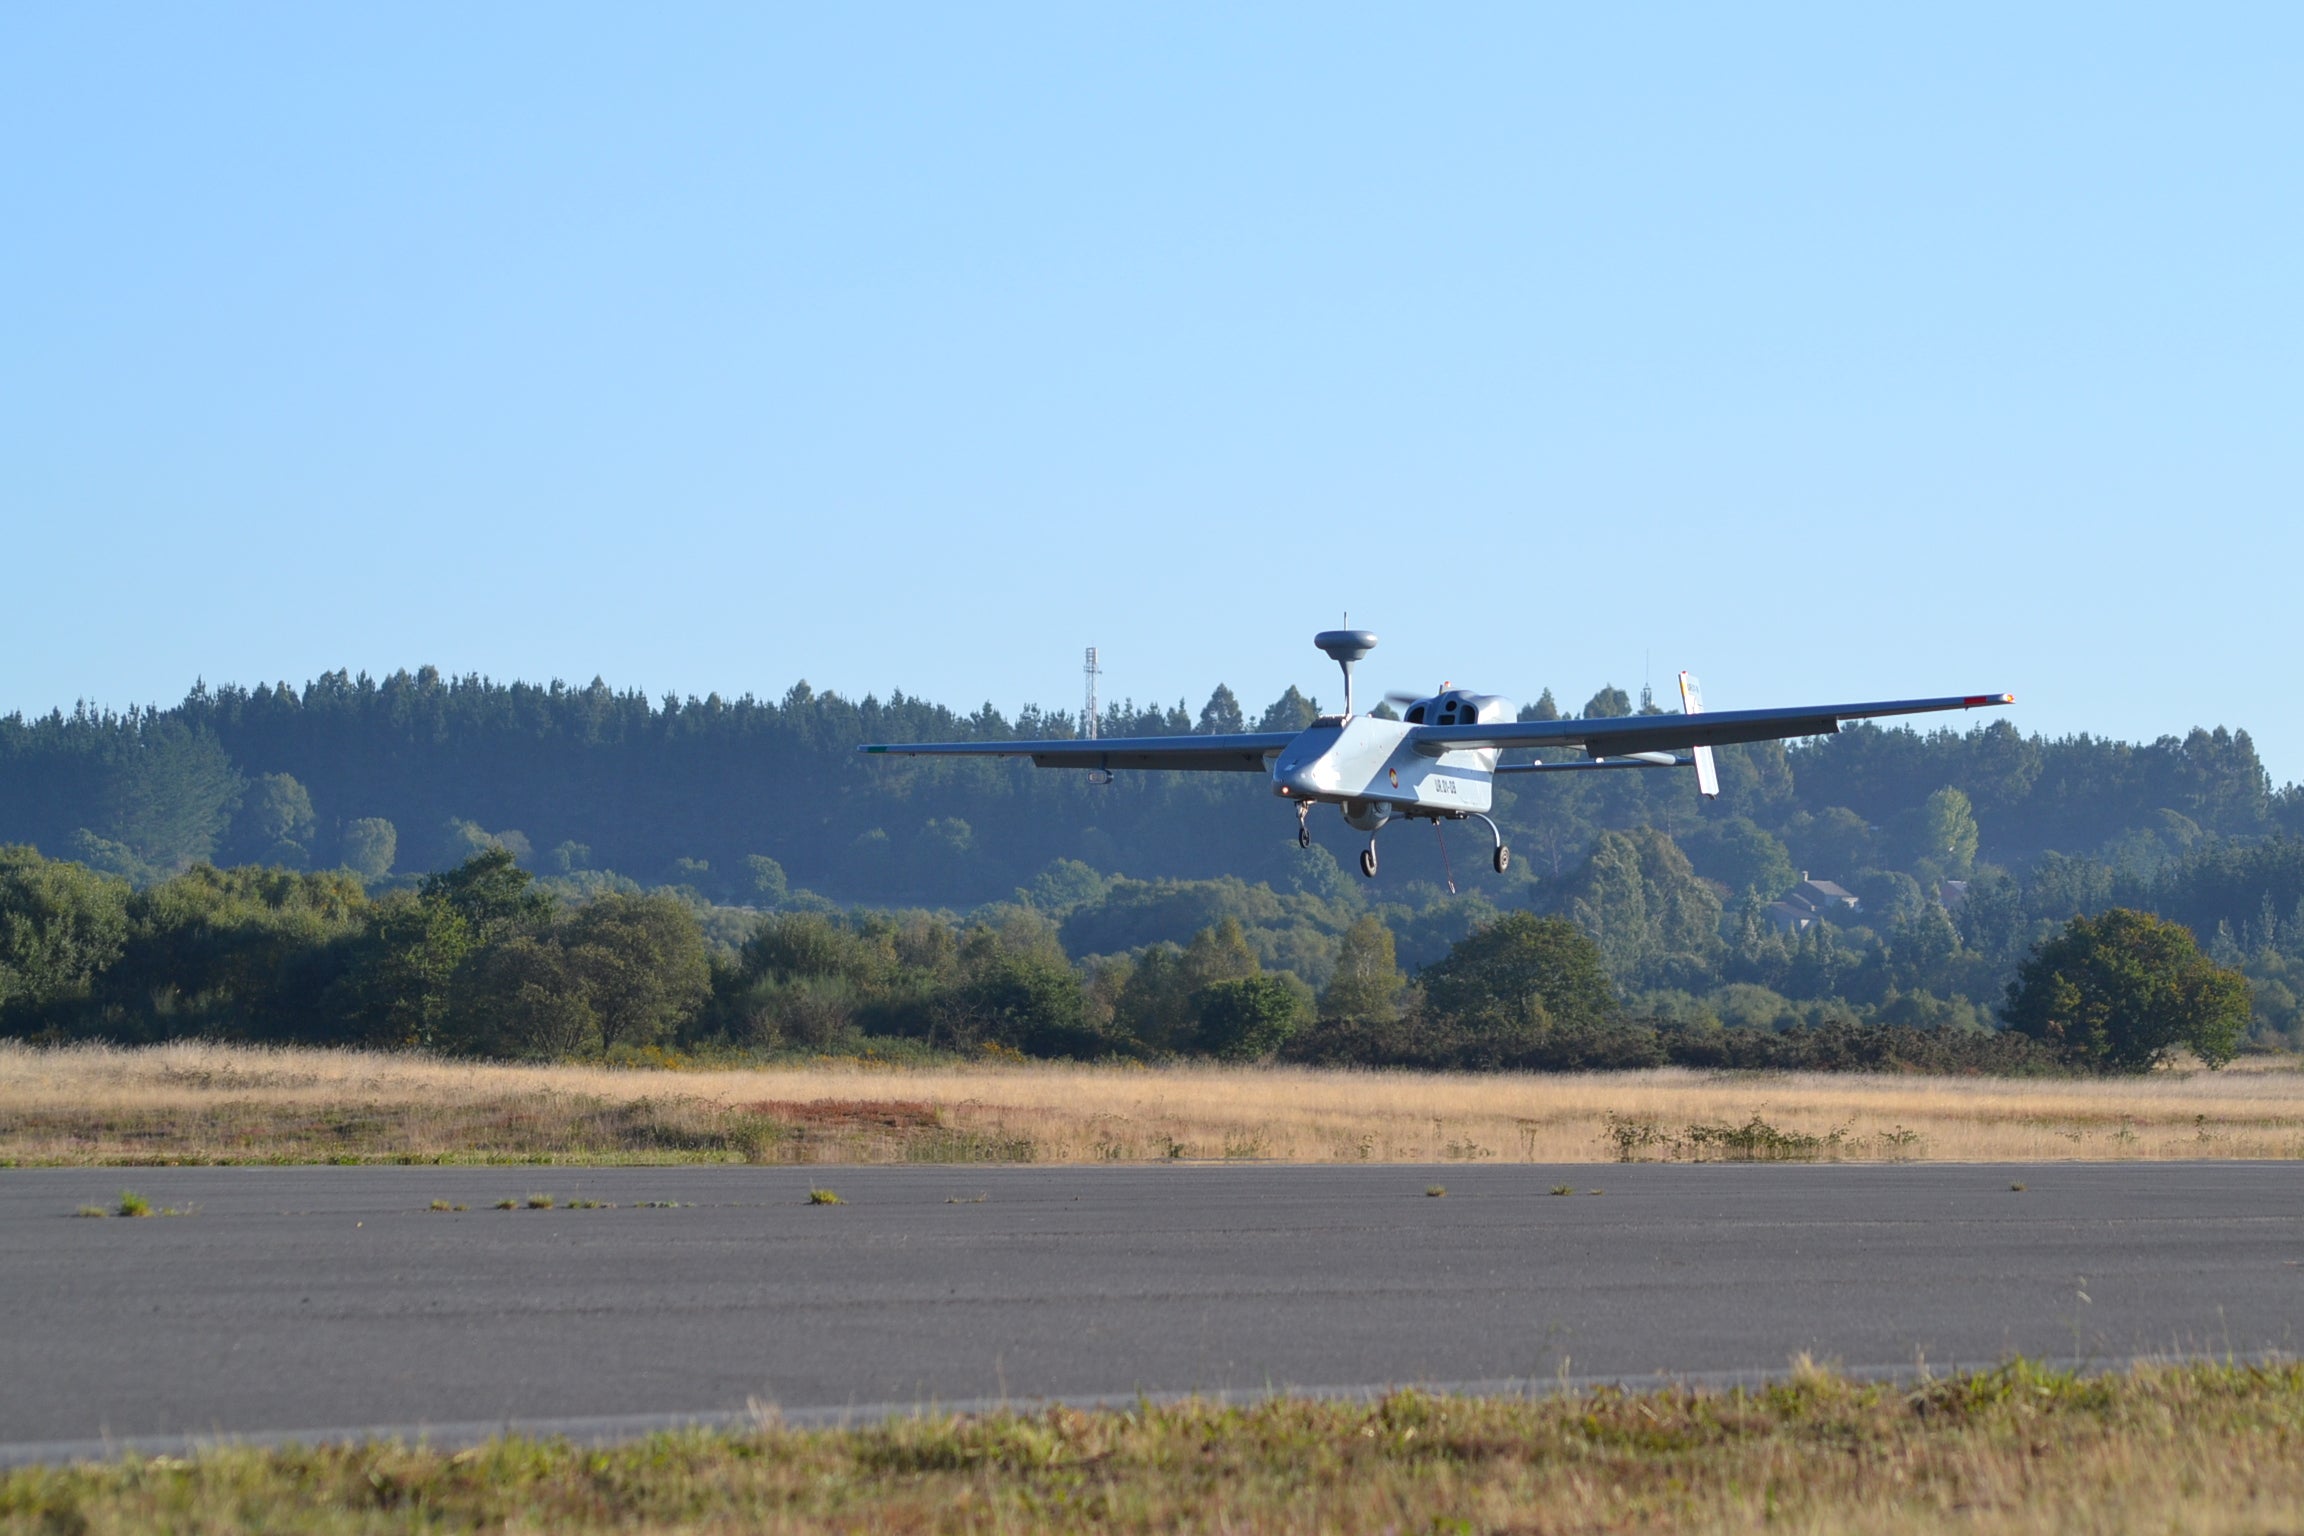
(1494, 845, 1511, 874)
(1359, 846, 1378, 879)
(1296, 802, 1312, 850)
(1298, 825, 1312, 850)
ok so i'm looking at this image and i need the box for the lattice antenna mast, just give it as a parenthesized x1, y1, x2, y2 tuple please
(1083, 646, 1101, 740)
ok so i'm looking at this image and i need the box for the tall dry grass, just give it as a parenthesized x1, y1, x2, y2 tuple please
(5, 1040, 2302, 1166)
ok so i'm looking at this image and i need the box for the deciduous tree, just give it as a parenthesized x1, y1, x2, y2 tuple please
(1320, 914, 1403, 1022)
(1418, 912, 1618, 1035)
(2002, 907, 2249, 1071)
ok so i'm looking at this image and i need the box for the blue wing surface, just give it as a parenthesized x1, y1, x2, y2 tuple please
(1413, 693, 2014, 757)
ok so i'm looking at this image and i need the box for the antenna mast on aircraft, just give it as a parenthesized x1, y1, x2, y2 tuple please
(1083, 646, 1101, 740)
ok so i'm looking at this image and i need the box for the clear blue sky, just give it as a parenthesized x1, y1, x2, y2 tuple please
(5, 7, 2298, 777)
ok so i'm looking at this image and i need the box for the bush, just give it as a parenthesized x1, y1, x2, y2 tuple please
(562, 892, 711, 1051)
(1193, 975, 1311, 1061)
(2003, 907, 2251, 1071)
(1418, 913, 1618, 1034)
(0, 846, 132, 1022)
(725, 973, 863, 1051)
(947, 952, 1113, 1058)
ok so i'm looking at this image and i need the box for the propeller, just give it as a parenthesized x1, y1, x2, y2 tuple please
(1379, 682, 1452, 709)
(1372, 685, 1445, 719)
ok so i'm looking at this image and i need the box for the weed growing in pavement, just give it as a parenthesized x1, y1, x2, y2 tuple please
(1550, 1184, 1575, 1196)
(74, 1205, 106, 1218)
(807, 1188, 843, 1205)
(1425, 1185, 1446, 1198)
(526, 1193, 555, 1209)
(115, 1189, 151, 1217)
(494, 1198, 517, 1209)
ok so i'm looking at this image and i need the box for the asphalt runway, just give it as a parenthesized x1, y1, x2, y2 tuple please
(3, 1162, 2299, 1462)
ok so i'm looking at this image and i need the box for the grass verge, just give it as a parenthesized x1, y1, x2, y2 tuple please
(5, 1041, 2303, 1167)
(3, 1359, 2300, 1534)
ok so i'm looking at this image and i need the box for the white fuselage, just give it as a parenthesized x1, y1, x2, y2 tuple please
(1268, 712, 1500, 830)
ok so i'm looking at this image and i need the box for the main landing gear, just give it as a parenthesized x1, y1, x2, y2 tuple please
(1306, 810, 1507, 882)
(1466, 810, 1510, 874)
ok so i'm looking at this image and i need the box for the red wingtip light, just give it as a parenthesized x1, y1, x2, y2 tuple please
(1963, 693, 2016, 707)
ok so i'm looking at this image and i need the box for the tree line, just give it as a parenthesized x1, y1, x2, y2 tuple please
(1, 669, 2291, 912)
(2, 666, 2299, 1050)
(0, 842, 2248, 1075)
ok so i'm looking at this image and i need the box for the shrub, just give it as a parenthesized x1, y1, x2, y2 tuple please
(2003, 908, 2251, 1071)
(1418, 913, 1618, 1035)
(1193, 974, 1311, 1061)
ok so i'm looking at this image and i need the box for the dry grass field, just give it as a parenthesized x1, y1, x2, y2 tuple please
(5, 1360, 2302, 1534)
(4, 1040, 2301, 1166)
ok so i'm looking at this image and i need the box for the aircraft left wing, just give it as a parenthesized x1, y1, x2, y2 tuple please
(858, 731, 1299, 773)
(1416, 692, 2015, 759)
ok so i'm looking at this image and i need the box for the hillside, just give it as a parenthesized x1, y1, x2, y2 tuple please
(5, 668, 2302, 1049)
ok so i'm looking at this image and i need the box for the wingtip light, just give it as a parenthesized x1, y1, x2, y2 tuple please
(1962, 693, 2017, 707)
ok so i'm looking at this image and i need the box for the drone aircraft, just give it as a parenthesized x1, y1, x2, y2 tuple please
(861, 631, 2015, 880)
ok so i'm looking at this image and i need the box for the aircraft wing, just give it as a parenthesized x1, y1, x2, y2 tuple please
(858, 731, 1299, 772)
(1414, 692, 2015, 758)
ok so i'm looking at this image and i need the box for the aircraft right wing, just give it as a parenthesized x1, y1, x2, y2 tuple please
(1412, 692, 2015, 759)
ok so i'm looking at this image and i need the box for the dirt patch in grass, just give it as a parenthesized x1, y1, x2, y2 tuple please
(740, 1098, 941, 1131)
(5, 1359, 2302, 1533)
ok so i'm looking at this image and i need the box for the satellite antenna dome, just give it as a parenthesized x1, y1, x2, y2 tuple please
(1312, 629, 1378, 716)
(1313, 629, 1378, 664)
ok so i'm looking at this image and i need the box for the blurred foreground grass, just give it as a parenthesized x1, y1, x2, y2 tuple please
(6, 1359, 2302, 1534)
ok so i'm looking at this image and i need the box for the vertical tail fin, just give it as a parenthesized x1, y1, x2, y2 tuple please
(1678, 671, 1721, 798)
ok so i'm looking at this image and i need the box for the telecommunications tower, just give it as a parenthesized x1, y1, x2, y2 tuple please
(1083, 646, 1101, 740)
